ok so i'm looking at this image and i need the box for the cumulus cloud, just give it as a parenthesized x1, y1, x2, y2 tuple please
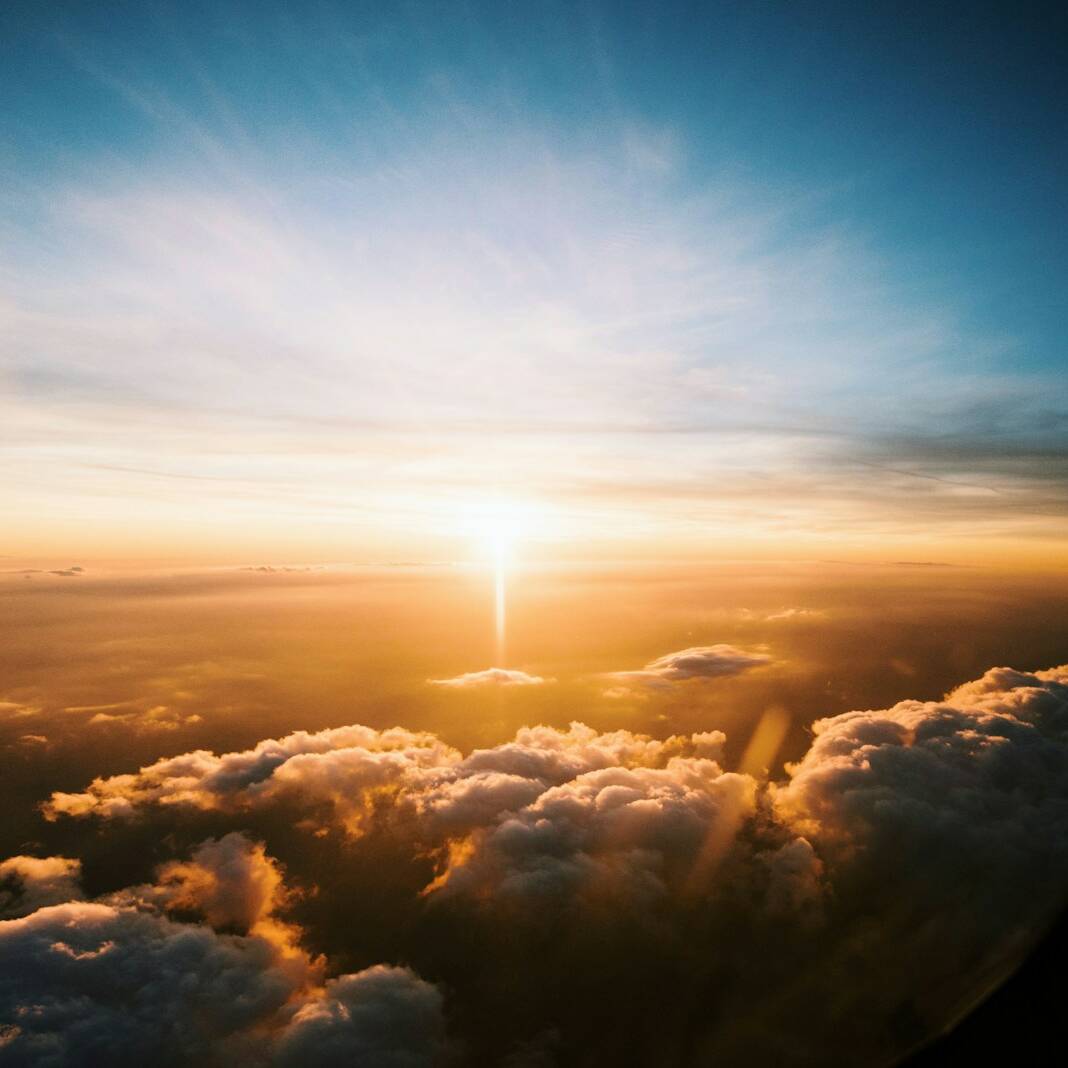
(0, 837, 446, 1068)
(273, 966, 444, 1068)
(44, 723, 459, 825)
(424, 757, 760, 907)
(774, 664, 1068, 915)
(26, 663, 1068, 1065)
(0, 856, 83, 918)
(605, 644, 771, 690)
(43, 719, 739, 864)
(0, 900, 444, 1067)
(428, 667, 549, 688)
(0, 901, 294, 1065)
(109, 833, 295, 950)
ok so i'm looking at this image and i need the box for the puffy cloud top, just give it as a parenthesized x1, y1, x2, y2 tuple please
(774, 665, 1068, 915)
(108, 833, 295, 950)
(13, 663, 1068, 1066)
(0, 851, 445, 1067)
(0, 856, 83, 919)
(0, 901, 303, 1066)
(43, 720, 730, 845)
(273, 967, 444, 1068)
(44, 724, 459, 825)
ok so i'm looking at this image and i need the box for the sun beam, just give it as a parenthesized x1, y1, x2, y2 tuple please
(464, 499, 544, 667)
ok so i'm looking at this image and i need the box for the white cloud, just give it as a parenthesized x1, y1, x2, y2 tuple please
(108, 833, 293, 944)
(0, 902, 302, 1064)
(0, 856, 83, 918)
(761, 608, 827, 622)
(604, 644, 771, 689)
(774, 664, 1068, 898)
(44, 723, 460, 825)
(0, 838, 445, 1067)
(273, 967, 444, 1068)
(429, 667, 549, 689)
(28, 662, 1068, 1065)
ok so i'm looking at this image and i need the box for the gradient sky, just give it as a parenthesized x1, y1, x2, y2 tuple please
(3, 1, 1067, 564)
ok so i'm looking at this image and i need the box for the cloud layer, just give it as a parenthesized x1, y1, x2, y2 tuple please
(0, 833, 446, 1068)
(7, 664, 1068, 1065)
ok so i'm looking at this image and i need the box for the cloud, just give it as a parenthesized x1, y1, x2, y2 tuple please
(273, 966, 445, 1068)
(0, 837, 446, 1067)
(42, 720, 728, 845)
(44, 723, 460, 827)
(428, 668, 550, 689)
(14, 734, 49, 749)
(0, 900, 443, 1067)
(424, 757, 762, 908)
(2, 695, 201, 736)
(238, 566, 317, 573)
(762, 608, 827, 622)
(0, 901, 299, 1065)
(86, 704, 203, 732)
(9, 107, 1064, 561)
(0, 701, 40, 721)
(605, 644, 771, 690)
(0, 856, 83, 918)
(736, 607, 826, 623)
(29, 663, 1068, 1065)
(774, 665, 1068, 891)
(109, 833, 293, 944)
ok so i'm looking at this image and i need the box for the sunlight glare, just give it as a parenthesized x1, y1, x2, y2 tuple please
(463, 498, 545, 667)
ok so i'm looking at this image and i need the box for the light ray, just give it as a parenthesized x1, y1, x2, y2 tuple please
(494, 540, 507, 666)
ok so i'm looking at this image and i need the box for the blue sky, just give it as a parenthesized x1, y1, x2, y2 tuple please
(2, 1, 1066, 562)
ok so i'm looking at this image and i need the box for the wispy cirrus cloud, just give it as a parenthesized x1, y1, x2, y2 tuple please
(5, 104, 1062, 559)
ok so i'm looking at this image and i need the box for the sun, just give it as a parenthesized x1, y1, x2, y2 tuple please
(459, 497, 549, 667)
(466, 498, 543, 566)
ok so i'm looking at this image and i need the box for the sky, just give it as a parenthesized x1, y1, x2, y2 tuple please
(5, 7, 1068, 1065)
(2, 0, 1067, 565)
